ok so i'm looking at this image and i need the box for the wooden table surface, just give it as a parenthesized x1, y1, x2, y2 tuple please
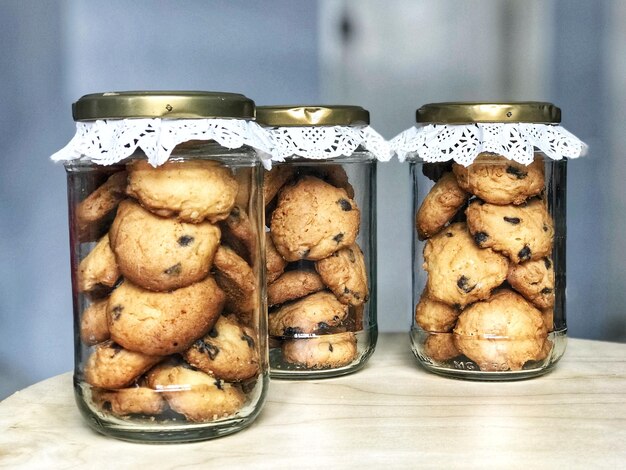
(1, 334, 625, 469)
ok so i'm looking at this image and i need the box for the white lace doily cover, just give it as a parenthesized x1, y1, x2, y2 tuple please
(50, 118, 274, 168)
(391, 123, 587, 166)
(261, 125, 393, 163)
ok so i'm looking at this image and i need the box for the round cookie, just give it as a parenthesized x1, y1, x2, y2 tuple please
(126, 159, 239, 224)
(92, 386, 167, 416)
(415, 172, 469, 240)
(266, 232, 288, 284)
(315, 243, 369, 306)
(270, 176, 360, 261)
(75, 170, 127, 242)
(80, 298, 110, 346)
(264, 165, 295, 206)
(453, 289, 548, 371)
(212, 245, 256, 323)
(452, 153, 545, 205)
(184, 315, 259, 382)
(107, 276, 225, 356)
(507, 257, 555, 309)
(414, 294, 460, 333)
(282, 332, 357, 369)
(423, 333, 461, 362)
(84, 341, 162, 389)
(268, 270, 325, 306)
(268, 291, 349, 337)
(466, 198, 554, 263)
(109, 199, 221, 292)
(423, 223, 509, 307)
(77, 234, 120, 296)
(146, 364, 245, 422)
(220, 205, 257, 264)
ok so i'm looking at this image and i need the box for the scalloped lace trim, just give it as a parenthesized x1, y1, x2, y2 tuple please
(51, 118, 273, 167)
(391, 123, 587, 166)
(262, 125, 393, 162)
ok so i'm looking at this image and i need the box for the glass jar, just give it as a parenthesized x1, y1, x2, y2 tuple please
(256, 105, 379, 378)
(59, 92, 268, 441)
(405, 102, 583, 380)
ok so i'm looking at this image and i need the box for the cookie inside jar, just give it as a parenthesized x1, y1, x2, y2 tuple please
(411, 154, 566, 379)
(264, 161, 376, 378)
(69, 154, 266, 432)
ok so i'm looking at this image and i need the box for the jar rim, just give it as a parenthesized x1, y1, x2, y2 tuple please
(72, 91, 255, 121)
(256, 105, 369, 127)
(415, 102, 561, 124)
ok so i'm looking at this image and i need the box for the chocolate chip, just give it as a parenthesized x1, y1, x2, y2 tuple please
(473, 232, 489, 245)
(445, 232, 454, 237)
(177, 235, 194, 247)
(333, 233, 344, 243)
(164, 263, 182, 276)
(506, 165, 527, 179)
(241, 333, 255, 348)
(214, 379, 224, 390)
(110, 305, 123, 321)
(208, 328, 219, 338)
(344, 287, 350, 294)
(518, 245, 532, 261)
(457, 275, 476, 294)
(317, 322, 330, 331)
(329, 343, 334, 352)
(196, 340, 220, 360)
(300, 249, 310, 259)
(503, 217, 521, 225)
(544, 258, 552, 270)
(284, 327, 302, 337)
(541, 288, 553, 295)
(543, 224, 549, 232)
(338, 199, 352, 211)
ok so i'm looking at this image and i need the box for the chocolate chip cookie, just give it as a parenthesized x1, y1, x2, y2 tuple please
(268, 269, 325, 306)
(507, 257, 555, 309)
(315, 243, 369, 306)
(77, 234, 120, 296)
(282, 331, 357, 369)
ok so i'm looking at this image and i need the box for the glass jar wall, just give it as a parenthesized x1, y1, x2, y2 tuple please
(257, 106, 378, 379)
(62, 92, 268, 442)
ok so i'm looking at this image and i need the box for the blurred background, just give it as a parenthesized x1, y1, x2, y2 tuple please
(1, 0, 624, 400)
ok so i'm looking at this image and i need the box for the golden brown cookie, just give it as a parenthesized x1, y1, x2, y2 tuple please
(219, 205, 257, 264)
(212, 245, 256, 322)
(184, 315, 259, 382)
(298, 164, 355, 199)
(266, 232, 288, 283)
(264, 165, 295, 206)
(80, 299, 110, 345)
(268, 270, 325, 306)
(270, 176, 360, 261)
(423, 223, 509, 307)
(423, 333, 461, 362)
(315, 243, 369, 306)
(107, 276, 225, 356)
(268, 291, 349, 337)
(541, 308, 554, 333)
(77, 234, 120, 295)
(92, 387, 167, 416)
(415, 172, 469, 240)
(84, 341, 162, 389)
(282, 332, 357, 369)
(453, 289, 548, 371)
(75, 170, 127, 242)
(109, 199, 221, 292)
(146, 364, 245, 422)
(452, 153, 545, 205)
(507, 257, 555, 309)
(466, 198, 554, 263)
(414, 294, 460, 333)
(126, 159, 238, 223)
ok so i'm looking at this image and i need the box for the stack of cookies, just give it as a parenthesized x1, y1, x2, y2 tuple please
(414, 153, 555, 372)
(264, 164, 369, 371)
(75, 159, 261, 422)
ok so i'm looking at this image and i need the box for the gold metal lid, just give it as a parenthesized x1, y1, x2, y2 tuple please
(72, 91, 255, 121)
(415, 102, 561, 124)
(256, 105, 369, 127)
